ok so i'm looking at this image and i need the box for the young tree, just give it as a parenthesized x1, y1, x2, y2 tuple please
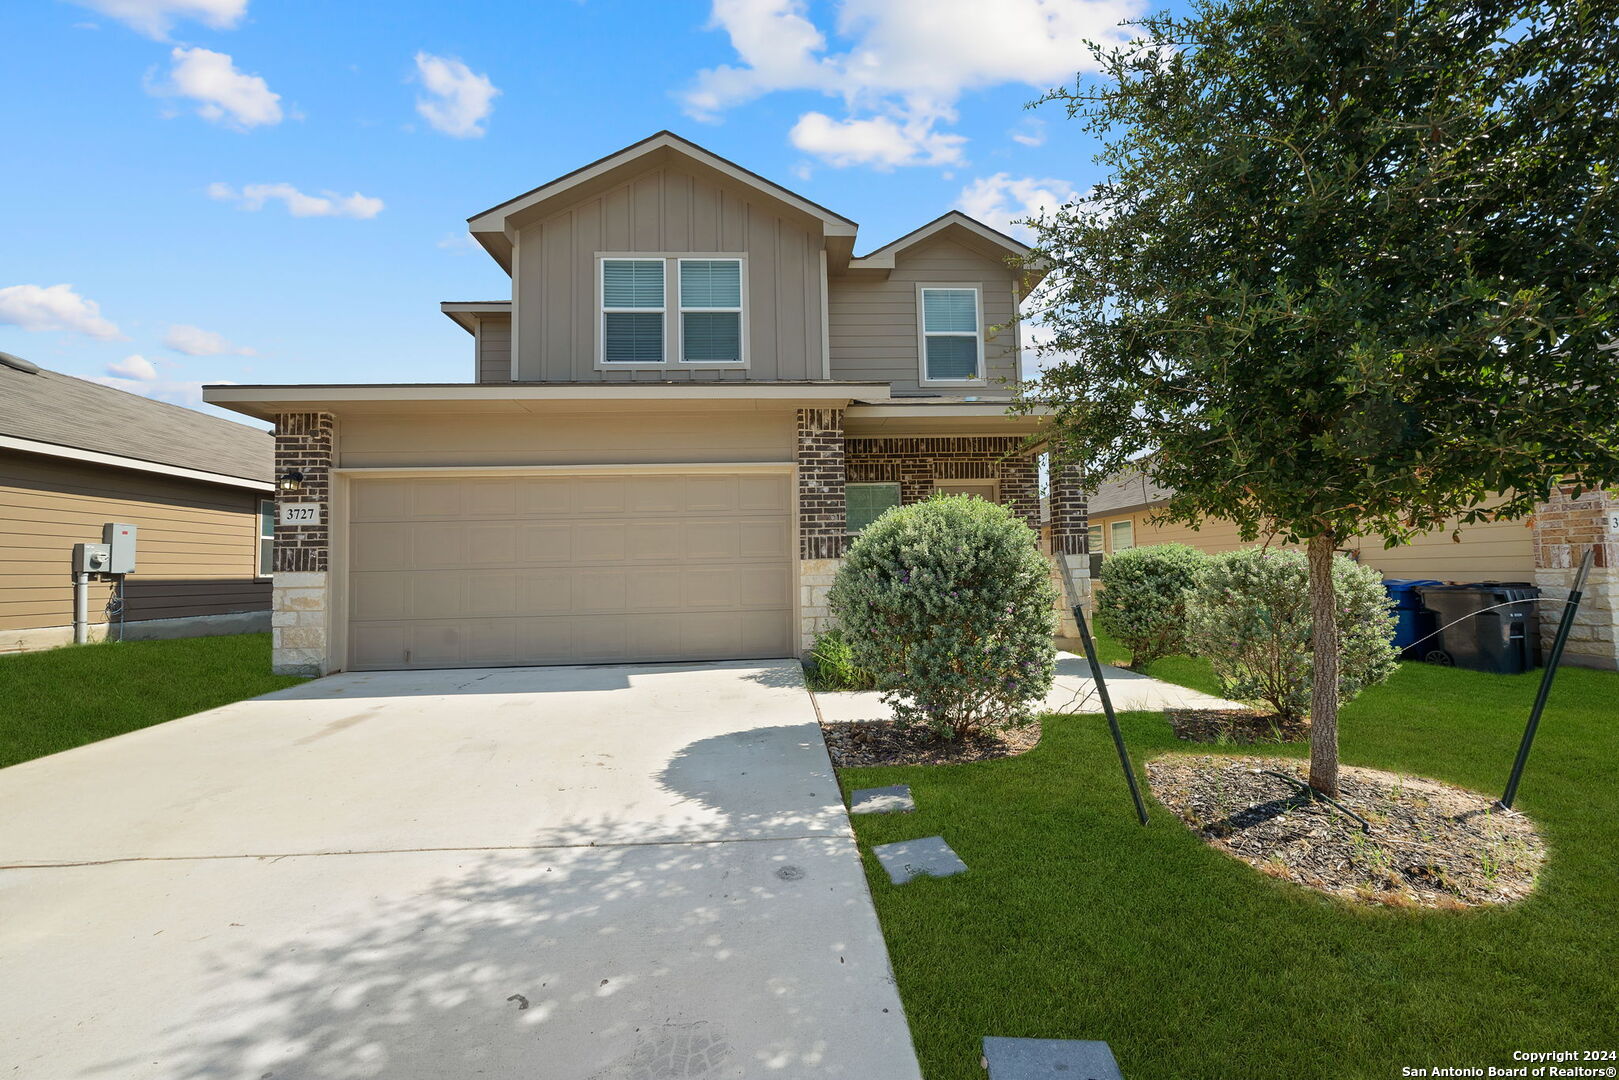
(1027, 0, 1618, 794)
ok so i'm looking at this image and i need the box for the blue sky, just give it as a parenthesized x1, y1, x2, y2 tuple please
(1, 0, 1155, 424)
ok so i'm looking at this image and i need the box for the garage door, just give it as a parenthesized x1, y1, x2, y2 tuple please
(346, 471, 794, 670)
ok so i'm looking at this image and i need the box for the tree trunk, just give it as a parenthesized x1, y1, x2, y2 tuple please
(1307, 533, 1341, 797)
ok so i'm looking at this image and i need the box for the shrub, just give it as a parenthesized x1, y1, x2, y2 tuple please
(1186, 547, 1398, 723)
(1094, 542, 1211, 666)
(827, 495, 1058, 739)
(807, 628, 876, 690)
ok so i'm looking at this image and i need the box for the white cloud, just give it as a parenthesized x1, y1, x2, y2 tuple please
(956, 172, 1080, 240)
(436, 232, 482, 254)
(686, 0, 1142, 167)
(106, 354, 158, 380)
(157, 46, 282, 128)
(413, 52, 499, 138)
(164, 323, 256, 356)
(86, 355, 235, 410)
(0, 283, 124, 341)
(1010, 118, 1047, 147)
(67, 0, 247, 39)
(789, 110, 966, 169)
(208, 181, 384, 219)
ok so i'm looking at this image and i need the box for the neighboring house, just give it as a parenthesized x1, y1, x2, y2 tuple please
(0, 354, 275, 652)
(206, 131, 1094, 676)
(1085, 466, 1536, 582)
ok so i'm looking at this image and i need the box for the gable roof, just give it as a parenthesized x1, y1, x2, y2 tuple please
(845, 211, 1047, 287)
(0, 360, 272, 487)
(1087, 466, 1175, 517)
(465, 131, 860, 272)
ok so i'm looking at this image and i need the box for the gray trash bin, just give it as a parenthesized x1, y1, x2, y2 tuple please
(1416, 582, 1542, 674)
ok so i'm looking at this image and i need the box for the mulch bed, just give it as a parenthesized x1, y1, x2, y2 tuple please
(1168, 708, 1308, 744)
(1147, 754, 1545, 908)
(819, 718, 1041, 767)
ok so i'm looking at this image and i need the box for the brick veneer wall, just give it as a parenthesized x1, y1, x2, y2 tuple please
(798, 408, 847, 559)
(1049, 462, 1090, 556)
(845, 436, 1042, 532)
(273, 412, 334, 572)
(1532, 485, 1619, 671)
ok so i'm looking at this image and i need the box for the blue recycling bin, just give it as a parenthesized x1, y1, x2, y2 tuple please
(1383, 579, 1442, 658)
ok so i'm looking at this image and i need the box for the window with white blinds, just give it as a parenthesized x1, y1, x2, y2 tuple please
(679, 259, 744, 363)
(919, 286, 983, 382)
(601, 259, 665, 364)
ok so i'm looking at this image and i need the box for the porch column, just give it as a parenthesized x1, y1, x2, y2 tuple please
(1532, 486, 1619, 671)
(797, 407, 847, 655)
(272, 411, 335, 677)
(1048, 458, 1090, 636)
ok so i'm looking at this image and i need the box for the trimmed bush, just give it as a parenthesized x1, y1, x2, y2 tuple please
(808, 628, 876, 690)
(1186, 547, 1398, 723)
(828, 495, 1058, 739)
(1094, 542, 1211, 666)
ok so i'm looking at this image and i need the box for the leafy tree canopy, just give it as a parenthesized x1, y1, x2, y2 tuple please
(1027, 0, 1619, 545)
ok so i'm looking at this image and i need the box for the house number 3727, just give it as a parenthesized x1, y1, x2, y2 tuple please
(279, 503, 323, 526)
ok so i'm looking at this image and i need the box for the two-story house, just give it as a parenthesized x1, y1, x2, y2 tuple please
(207, 132, 1090, 676)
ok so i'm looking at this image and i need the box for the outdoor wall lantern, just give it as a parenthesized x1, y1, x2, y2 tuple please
(278, 470, 305, 493)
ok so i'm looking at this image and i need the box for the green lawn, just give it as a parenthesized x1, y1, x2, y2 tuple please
(0, 633, 301, 769)
(843, 650, 1619, 1079)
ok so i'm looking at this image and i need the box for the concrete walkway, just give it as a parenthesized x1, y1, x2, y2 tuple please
(813, 649, 1248, 723)
(0, 661, 921, 1080)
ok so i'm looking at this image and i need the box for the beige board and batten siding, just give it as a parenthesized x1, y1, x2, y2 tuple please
(1090, 509, 1534, 581)
(828, 236, 1019, 393)
(346, 471, 794, 670)
(476, 316, 512, 384)
(513, 164, 825, 382)
(0, 451, 269, 636)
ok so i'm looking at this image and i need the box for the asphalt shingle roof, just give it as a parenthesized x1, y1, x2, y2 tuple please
(1086, 467, 1174, 516)
(0, 363, 272, 483)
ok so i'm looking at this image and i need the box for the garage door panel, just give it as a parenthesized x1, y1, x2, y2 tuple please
(350, 479, 410, 522)
(409, 480, 464, 518)
(348, 472, 793, 669)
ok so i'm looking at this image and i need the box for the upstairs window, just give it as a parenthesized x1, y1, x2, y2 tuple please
(601, 259, 665, 364)
(679, 259, 744, 363)
(919, 286, 983, 383)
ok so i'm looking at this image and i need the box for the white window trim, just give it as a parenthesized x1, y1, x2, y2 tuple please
(916, 283, 986, 387)
(676, 257, 747, 366)
(1109, 518, 1135, 553)
(595, 253, 750, 370)
(257, 498, 275, 578)
(597, 256, 667, 369)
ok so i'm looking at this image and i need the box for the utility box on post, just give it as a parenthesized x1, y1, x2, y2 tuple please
(73, 542, 111, 575)
(101, 522, 137, 574)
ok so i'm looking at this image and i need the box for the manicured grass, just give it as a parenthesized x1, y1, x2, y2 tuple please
(843, 657, 1619, 1079)
(0, 633, 301, 769)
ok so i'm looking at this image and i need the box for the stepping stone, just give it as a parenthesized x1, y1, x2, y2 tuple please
(871, 836, 967, 885)
(849, 784, 915, 814)
(981, 1037, 1125, 1080)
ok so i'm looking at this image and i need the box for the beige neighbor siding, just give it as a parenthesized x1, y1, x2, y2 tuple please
(0, 451, 269, 634)
(346, 472, 794, 669)
(1090, 508, 1534, 581)
(339, 410, 796, 469)
(476, 315, 512, 384)
(513, 163, 825, 382)
(827, 236, 1019, 393)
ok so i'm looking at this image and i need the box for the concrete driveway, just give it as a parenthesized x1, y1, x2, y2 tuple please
(0, 661, 922, 1080)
